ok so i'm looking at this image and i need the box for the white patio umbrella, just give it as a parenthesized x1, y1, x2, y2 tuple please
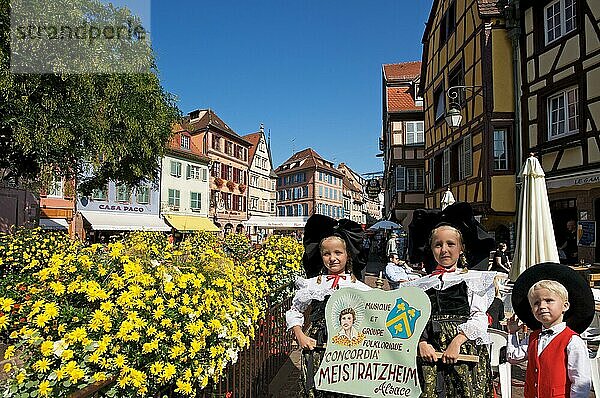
(368, 220, 400, 231)
(509, 155, 560, 281)
(441, 188, 456, 210)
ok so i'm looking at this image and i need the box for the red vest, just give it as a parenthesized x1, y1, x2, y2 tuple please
(524, 327, 577, 398)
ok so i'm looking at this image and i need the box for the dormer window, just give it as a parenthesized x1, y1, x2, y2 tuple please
(181, 135, 190, 150)
(189, 110, 200, 120)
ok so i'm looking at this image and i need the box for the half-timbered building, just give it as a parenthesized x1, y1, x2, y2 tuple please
(421, 0, 517, 243)
(519, 0, 600, 262)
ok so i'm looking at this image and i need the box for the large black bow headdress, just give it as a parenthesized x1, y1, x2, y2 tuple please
(302, 214, 366, 278)
(408, 202, 495, 273)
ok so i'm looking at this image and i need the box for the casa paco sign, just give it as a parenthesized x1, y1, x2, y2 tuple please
(315, 287, 431, 397)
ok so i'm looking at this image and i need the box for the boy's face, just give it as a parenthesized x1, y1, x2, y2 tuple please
(529, 287, 570, 328)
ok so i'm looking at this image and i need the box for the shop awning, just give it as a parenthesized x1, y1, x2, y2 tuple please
(80, 211, 171, 232)
(244, 216, 309, 229)
(39, 218, 69, 230)
(164, 214, 220, 232)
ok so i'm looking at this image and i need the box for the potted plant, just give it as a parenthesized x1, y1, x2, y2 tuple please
(214, 177, 224, 188)
(226, 180, 235, 191)
(238, 184, 246, 194)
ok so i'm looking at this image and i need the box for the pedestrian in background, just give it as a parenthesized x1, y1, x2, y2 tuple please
(386, 232, 398, 257)
(491, 242, 511, 273)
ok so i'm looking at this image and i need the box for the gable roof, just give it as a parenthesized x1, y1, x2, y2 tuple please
(387, 86, 423, 112)
(383, 62, 422, 81)
(276, 148, 342, 176)
(243, 132, 262, 162)
(183, 109, 253, 146)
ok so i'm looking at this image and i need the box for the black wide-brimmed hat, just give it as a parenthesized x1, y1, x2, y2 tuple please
(302, 214, 366, 278)
(511, 262, 594, 334)
(408, 202, 495, 273)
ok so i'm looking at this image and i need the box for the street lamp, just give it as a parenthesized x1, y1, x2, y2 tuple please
(444, 85, 484, 129)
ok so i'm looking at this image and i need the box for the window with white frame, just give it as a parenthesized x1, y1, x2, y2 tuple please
(116, 184, 130, 203)
(405, 121, 424, 145)
(493, 129, 508, 170)
(406, 168, 424, 191)
(187, 165, 202, 180)
(47, 174, 63, 197)
(136, 186, 150, 204)
(545, 0, 576, 45)
(180, 135, 190, 150)
(168, 189, 180, 208)
(170, 161, 182, 178)
(548, 87, 578, 139)
(395, 166, 406, 192)
(190, 192, 201, 210)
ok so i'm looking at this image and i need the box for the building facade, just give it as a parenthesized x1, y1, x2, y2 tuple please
(382, 61, 425, 229)
(243, 125, 277, 241)
(160, 125, 216, 234)
(337, 162, 366, 225)
(183, 109, 252, 234)
(420, 0, 517, 243)
(38, 170, 75, 234)
(519, 0, 600, 262)
(275, 148, 344, 219)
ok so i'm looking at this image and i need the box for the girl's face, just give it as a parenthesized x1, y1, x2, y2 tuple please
(321, 237, 348, 275)
(340, 313, 354, 331)
(431, 226, 463, 269)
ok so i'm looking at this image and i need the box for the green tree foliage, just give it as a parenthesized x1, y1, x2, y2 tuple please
(0, 0, 180, 193)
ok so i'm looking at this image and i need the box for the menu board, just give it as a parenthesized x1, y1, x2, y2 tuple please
(578, 221, 596, 247)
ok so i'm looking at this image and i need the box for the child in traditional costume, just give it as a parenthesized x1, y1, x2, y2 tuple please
(285, 214, 370, 397)
(507, 262, 594, 398)
(402, 202, 497, 398)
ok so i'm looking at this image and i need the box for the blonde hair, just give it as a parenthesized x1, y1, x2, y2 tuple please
(429, 225, 467, 266)
(317, 235, 356, 283)
(527, 280, 569, 306)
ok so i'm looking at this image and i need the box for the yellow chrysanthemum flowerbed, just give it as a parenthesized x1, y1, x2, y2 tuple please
(0, 230, 303, 397)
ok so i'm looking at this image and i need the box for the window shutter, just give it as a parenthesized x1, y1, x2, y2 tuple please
(395, 166, 406, 192)
(428, 158, 434, 192)
(442, 148, 450, 186)
(464, 134, 472, 177)
(186, 165, 191, 179)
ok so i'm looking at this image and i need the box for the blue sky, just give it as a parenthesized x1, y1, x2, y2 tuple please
(148, 1, 432, 175)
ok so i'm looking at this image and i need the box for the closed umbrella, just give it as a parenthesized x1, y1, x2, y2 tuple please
(509, 155, 559, 281)
(441, 188, 456, 210)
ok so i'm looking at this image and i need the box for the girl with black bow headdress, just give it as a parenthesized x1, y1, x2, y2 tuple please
(401, 202, 496, 398)
(285, 215, 371, 397)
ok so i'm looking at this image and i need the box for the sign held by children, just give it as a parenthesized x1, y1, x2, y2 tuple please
(315, 287, 431, 397)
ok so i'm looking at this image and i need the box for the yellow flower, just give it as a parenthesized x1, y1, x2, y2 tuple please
(44, 302, 59, 318)
(93, 372, 107, 382)
(3, 362, 12, 373)
(40, 340, 53, 356)
(16, 371, 25, 384)
(38, 380, 52, 397)
(33, 358, 51, 373)
(4, 345, 15, 359)
(49, 281, 66, 296)
(115, 354, 126, 368)
(0, 315, 8, 330)
(162, 363, 176, 380)
(61, 349, 74, 360)
(150, 361, 163, 375)
(0, 297, 15, 312)
(175, 379, 193, 394)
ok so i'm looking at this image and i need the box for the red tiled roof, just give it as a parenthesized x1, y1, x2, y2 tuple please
(276, 148, 342, 176)
(387, 86, 422, 112)
(182, 109, 253, 146)
(243, 131, 262, 162)
(383, 62, 421, 81)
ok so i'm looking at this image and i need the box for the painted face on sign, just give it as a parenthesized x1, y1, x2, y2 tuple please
(340, 313, 354, 331)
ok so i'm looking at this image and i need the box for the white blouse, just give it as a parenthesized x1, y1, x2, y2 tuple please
(400, 269, 496, 345)
(285, 275, 371, 330)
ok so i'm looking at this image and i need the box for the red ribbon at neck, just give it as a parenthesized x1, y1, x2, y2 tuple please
(326, 274, 347, 289)
(431, 265, 456, 276)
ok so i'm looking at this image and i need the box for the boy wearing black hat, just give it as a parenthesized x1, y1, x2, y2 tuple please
(508, 267, 593, 398)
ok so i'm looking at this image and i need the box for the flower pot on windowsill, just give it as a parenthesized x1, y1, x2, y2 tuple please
(226, 181, 235, 191)
(238, 184, 246, 194)
(214, 177, 224, 188)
